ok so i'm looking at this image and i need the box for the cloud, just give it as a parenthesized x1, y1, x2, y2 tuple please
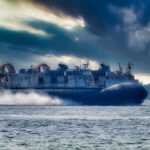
(24, 0, 150, 71)
(135, 73, 150, 85)
(112, 6, 150, 51)
(128, 23, 150, 51)
(32, 54, 99, 70)
(30, 0, 119, 35)
(0, 0, 150, 84)
(0, 0, 85, 32)
(0, 19, 110, 61)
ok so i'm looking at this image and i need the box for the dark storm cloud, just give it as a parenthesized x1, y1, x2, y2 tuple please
(1, 0, 150, 74)
(0, 18, 147, 73)
(0, 21, 108, 60)
(28, 0, 150, 73)
(30, 0, 145, 36)
(0, 28, 49, 51)
(32, 0, 119, 35)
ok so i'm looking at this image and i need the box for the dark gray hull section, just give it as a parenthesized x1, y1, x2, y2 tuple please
(2, 83, 147, 106)
(46, 83, 147, 105)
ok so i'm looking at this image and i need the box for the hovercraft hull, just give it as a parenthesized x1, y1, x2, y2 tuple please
(3, 83, 147, 106)
(42, 83, 147, 105)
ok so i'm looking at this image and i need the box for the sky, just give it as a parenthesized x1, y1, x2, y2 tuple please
(0, 0, 150, 84)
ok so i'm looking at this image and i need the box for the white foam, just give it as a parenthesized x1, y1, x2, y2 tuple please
(0, 91, 63, 105)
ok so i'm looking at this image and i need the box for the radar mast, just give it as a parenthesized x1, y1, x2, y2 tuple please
(83, 61, 89, 70)
(126, 63, 133, 75)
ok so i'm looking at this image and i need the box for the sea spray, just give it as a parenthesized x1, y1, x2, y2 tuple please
(0, 91, 63, 105)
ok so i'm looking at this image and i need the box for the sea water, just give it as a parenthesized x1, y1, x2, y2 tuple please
(0, 101, 150, 150)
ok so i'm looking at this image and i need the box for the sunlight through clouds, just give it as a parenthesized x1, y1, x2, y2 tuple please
(0, 0, 85, 36)
(31, 54, 99, 70)
(135, 74, 150, 85)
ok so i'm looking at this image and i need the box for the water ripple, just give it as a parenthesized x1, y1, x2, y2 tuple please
(0, 101, 150, 149)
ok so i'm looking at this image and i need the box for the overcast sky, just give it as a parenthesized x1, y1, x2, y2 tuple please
(0, 0, 150, 84)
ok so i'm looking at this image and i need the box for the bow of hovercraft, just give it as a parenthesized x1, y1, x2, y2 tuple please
(96, 82, 148, 105)
(61, 82, 147, 106)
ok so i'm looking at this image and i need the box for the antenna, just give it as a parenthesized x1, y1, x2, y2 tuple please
(83, 61, 89, 70)
(126, 63, 134, 75)
(119, 63, 123, 74)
